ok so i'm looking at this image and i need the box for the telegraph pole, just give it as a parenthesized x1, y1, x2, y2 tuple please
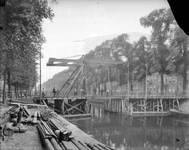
(128, 61, 130, 97)
(39, 50, 41, 98)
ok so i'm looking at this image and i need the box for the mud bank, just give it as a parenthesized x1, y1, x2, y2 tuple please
(180, 99, 189, 112)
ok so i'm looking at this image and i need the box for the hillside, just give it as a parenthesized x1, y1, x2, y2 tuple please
(42, 69, 70, 93)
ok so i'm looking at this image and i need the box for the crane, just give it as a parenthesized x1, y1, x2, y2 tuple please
(47, 55, 122, 115)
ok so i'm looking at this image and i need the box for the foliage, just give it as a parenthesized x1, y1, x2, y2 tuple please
(140, 8, 175, 94)
(169, 25, 189, 92)
(132, 36, 152, 82)
(0, 0, 55, 92)
(43, 8, 189, 95)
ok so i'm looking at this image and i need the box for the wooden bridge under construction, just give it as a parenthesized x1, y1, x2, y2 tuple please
(31, 93, 187, 117)
(2, 89, 188, 117)
(1, 56, 188, 117)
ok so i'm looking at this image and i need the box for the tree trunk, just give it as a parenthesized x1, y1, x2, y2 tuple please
(182, 44, 189, 95)
(108, 67, 110, 83)
(160, 72, 164, 95)
(182, 51, 188, 95)
(7, 67, 11, 92)
(17, 82, 19, 91)
(144, 77, 147, 97)
(2, 70, 6, 104)
(183, 69, 187, 95)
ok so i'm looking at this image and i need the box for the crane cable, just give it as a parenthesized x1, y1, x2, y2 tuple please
(62, 54, 84, 59)
(48, 66, 51, 96)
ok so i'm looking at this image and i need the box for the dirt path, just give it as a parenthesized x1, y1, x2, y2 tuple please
(1, 125, 43, 150)
(0, 105, 44, 150)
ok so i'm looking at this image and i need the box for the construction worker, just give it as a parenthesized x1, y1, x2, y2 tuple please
(42, 88, 45, 97)
(52, 87, 56, 97)
(80, 89, 83, 96)
(13, 107, 24, 126)
(74, 88, 77, 97)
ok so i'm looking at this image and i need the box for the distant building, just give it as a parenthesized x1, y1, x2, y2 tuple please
(101, 72, 189, 97)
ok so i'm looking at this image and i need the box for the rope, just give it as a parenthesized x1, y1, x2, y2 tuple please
(48, 66, 51, 97)
(62, 54, 84, 59)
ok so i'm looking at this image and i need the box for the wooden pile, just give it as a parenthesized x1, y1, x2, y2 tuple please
(37, 108, 114, 150)
(1, 103, 114, 150)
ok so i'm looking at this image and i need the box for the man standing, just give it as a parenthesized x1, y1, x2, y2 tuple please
(42, 88, 45, 98)
(52, 87, 56, 97)
(74, 88, 77, 97)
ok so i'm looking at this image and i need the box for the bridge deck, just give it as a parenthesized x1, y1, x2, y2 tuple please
(34, 94, 188, 101)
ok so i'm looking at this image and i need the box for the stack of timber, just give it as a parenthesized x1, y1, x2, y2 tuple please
(1, 101, 114, 150)
(38, 107, 114, 150)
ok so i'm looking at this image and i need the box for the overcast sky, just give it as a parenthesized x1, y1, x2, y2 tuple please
(40, 0, 170, 85)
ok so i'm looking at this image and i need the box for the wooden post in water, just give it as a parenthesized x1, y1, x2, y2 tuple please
(122, 99, 125, 113)
(113, 100, 115, 112)
(116, 100, 117, 112)
(173, 99, 175, 109)
(119, 100, 121, 113)
(110, 99, 112, 112)
(130, 103, 133, 115)
(117, 100, 119, 112)
(150, 100, 152, 111)
(176, 99, 180, 109)
(160, 99, 163, 112)
(116, 100, 118, 112)
(120, 100, 122, 113)
(61, 99, 65, 115)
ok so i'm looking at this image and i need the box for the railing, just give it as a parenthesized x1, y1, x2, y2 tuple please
(14, 90, 187, 100)
(87, 91, 189, 99)
(0, 90, 34, 102)
(38, 90, 87, 99)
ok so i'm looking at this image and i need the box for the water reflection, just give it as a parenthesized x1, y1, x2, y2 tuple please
(73, 103, 189, 150)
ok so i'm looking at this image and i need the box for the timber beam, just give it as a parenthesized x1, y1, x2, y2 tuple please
(47, 57, 122, 67)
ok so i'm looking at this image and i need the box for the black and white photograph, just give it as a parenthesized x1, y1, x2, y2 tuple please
(0, 0, 189, 150)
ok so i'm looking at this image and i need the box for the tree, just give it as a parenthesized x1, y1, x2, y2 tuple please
(111, 34, 134, 89)
(132, 36, 152, 92)
(140, 8, 175, 94)
(0, 0, 55, 103)
(170, 26, 189, 94)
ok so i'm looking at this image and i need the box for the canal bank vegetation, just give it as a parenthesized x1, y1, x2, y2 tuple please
(43, 8, 189, 96)
(0, 0, 56, 103)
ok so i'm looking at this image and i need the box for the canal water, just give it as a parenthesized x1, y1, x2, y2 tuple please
(73, 103, 189, 150)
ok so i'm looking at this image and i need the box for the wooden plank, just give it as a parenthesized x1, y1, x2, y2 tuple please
(129, 111, 170, 117)
(48, 110, 108, 148)
(9, 102, 47, 107)
(169, 109, 189, 117)
(63, 114, 91, 118)
(62, 141, 79, 150)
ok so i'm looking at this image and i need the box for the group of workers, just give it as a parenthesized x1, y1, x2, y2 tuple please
(74, 88, 84, 97)
(41, 87, 59, 97)
(41, 87, 84, 97)
(41, 87, 115, 97)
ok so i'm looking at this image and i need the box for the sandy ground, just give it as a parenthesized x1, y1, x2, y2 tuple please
(0, 125, 43, 150)
(0, 105, 44, 150)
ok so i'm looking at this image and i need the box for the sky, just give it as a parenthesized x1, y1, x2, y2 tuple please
(40, 0, 170, 85)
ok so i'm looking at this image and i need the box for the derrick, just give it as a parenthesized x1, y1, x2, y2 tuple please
(46, 56, 122, 115)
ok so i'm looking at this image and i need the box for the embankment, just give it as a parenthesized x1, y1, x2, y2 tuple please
(180, 99, 189, 112)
